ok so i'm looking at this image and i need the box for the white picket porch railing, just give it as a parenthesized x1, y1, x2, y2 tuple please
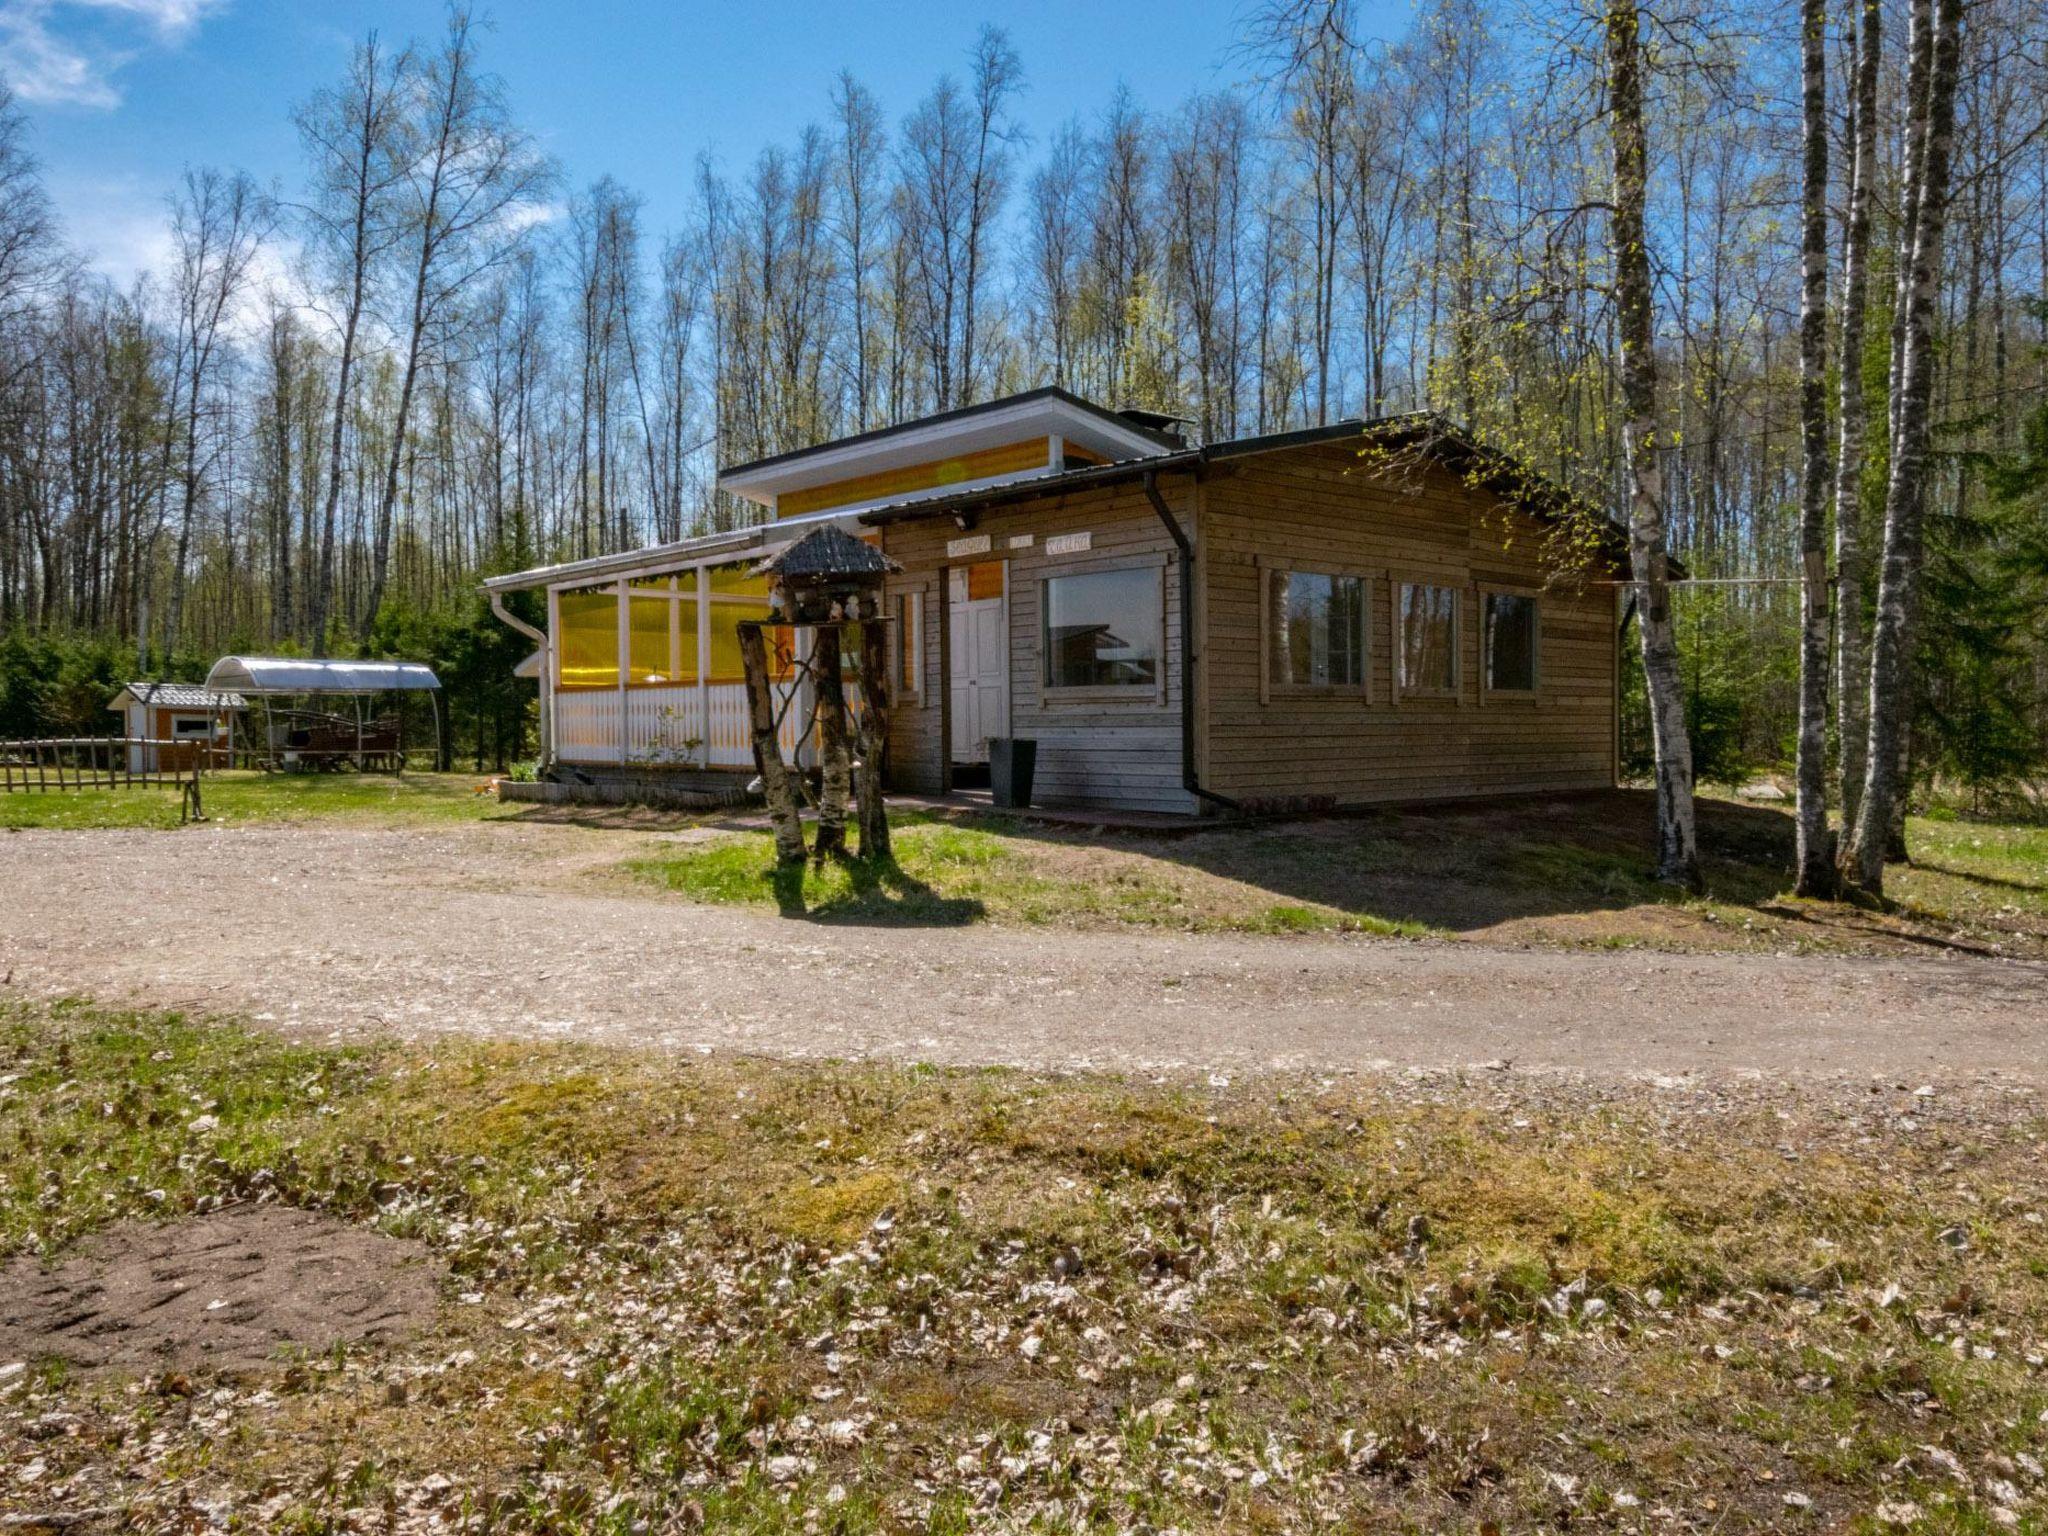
(557, 682, 808, 770)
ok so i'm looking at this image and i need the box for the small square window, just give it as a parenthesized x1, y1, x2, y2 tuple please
(1268, 570, 1367, 689)
(1398, 583, 1459, 695)
(1484, 592, 1539, 692)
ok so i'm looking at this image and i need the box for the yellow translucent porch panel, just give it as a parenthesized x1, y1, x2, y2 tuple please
(557, 588, 618, 688)
(707, 602, 795, 685)
(626, 593, 683, 684)
(707, 563, 774, 596)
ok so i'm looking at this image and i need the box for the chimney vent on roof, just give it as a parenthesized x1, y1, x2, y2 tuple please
(1116, 406, 1194, 447)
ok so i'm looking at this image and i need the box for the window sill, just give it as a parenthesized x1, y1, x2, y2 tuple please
(1038, 686, 1168, 708)
(1265, 685, 1373, 702)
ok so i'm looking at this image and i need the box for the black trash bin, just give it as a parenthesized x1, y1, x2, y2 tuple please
(989, 737, 1038, 809)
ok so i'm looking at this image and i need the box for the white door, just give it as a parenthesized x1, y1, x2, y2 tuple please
(948, 564, 1008, 764)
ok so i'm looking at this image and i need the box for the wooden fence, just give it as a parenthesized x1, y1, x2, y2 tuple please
(0, 736, 207, 821)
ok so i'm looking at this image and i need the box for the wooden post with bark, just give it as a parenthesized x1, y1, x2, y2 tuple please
(1605, 0, 1700, 890)
(856, 617, 892, 862)
(813, 632, 852, 861)
(739, 620, 806, 865)
(1792, 0, 1836, 898)
(752, 525, 902, 867)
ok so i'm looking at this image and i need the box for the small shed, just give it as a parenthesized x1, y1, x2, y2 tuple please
(203, 656, 444, 772)
(107, 682, 246, 772)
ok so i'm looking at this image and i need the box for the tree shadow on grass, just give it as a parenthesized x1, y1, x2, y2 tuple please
(1905, 859, 2048, 897)
(766, 853, 985, 927)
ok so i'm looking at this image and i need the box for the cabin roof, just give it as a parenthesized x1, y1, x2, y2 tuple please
(855, 410, 1643, 567)
(718, 386, 1182, 484)
(483, 410, 1652, 595)
(110, 681, 246, 711)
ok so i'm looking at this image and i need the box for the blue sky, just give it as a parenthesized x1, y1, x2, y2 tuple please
(0, 0, 1338, 289)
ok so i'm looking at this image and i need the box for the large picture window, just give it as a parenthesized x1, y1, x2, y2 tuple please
(1483, 592, 1538, 693)
(1043, 566, 1160, 690)
(1268, 569, 1366, 689)
(1398, 582, 1459, 696)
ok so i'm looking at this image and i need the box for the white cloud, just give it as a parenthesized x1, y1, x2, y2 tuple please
(52, 169, 309, 339)
(0, 0, 225, 109)
(53, 172, 173, 284)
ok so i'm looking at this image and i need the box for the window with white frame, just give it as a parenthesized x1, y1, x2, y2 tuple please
(171, 715, 215, 738)
(1483, 592, 1539, 692)
(1267, 569, 1367, 689)
(1398, 582, 1460, 695)
(1043, 566, 1161, 689)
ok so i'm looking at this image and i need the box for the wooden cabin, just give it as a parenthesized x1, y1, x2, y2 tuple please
(107, 682, 246, 772)
(485, 388, 1629, 816)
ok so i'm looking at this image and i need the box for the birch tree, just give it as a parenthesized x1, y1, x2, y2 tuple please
(294, 32, 410, 653)
(361, 7, 548, 637)
(1605, 0, 1699, 888)
(1844, 0, 1966, 893)
(1791, 0, 1833, 897)
(162, 167, 268, 652)
(1830, 0, 1880, 833)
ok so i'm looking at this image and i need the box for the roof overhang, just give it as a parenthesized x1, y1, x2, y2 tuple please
(479, 508, 867, 595)
(716, 388, 1179, 511)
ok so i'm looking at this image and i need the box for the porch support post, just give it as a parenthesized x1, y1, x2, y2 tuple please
(696, 565, 711, 767)
(615, 577, 629, 766)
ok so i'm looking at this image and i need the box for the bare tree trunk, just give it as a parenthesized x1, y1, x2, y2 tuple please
(1793, 0, 1835, 897)
(813, 630, 851, 861)
(1831, 0, 1880, 834)
(740, 621, 805, 865)
(857, 615, 892, 862)
(299, 35, 403, 654)
(1845, 0, 1963, 893)
(1606, 0, 1699, 889)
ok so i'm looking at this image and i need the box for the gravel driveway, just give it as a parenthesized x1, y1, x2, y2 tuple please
(6, 821, 2046, 1083)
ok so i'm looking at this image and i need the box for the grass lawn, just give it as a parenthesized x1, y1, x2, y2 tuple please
(627, 791, 2048, 957)
(0, 768, 509, 830)
(4, 995, 2046, 1531)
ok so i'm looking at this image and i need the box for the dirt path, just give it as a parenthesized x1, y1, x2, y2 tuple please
(6, 821, 2046, 1083)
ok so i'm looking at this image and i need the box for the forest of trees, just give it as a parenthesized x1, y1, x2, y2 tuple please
(0, 0, 2043, 823)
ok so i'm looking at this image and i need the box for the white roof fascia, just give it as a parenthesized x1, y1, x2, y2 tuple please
(718, 397, 1164, 505)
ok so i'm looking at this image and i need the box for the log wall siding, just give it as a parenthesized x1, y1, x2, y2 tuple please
(879, 479, 1195, 814)
(1200, 445, 1618, 807)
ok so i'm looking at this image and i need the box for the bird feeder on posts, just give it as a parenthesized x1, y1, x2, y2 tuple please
(740, 525, 903, 865)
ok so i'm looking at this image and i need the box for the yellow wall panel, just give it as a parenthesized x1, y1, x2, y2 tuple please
(777, 437, 1051, 518)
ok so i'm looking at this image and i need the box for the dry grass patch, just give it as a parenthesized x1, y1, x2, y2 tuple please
(4, 997, 2048, 1532)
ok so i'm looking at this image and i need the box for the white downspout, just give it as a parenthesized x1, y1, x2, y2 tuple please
(489, 591, 551, 768)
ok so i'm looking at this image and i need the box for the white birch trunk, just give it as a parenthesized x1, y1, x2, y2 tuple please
(1793, 0, 1835, 897)
(1846, 0, 1964, 893)
(1606, 0, 1700, 889)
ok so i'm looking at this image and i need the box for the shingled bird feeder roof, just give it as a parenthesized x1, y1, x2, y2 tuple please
(752, 525, 902, 580)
